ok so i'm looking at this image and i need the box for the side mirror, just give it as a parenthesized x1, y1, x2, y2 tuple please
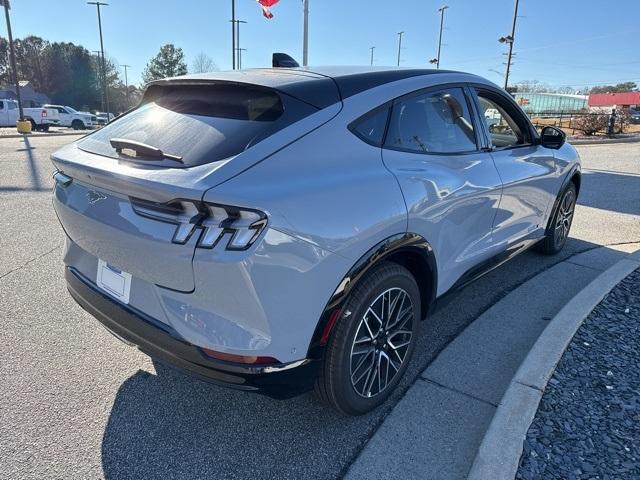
(540, 126, 566, 149)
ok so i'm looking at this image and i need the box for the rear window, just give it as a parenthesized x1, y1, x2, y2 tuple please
(77, 83, 317, 167)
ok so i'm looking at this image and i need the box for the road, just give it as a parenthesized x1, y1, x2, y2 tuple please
(1, 136, 638, 479)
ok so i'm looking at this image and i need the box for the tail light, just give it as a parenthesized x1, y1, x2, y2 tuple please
(42, 109, 47, 117)
(131, 198, 267, 251)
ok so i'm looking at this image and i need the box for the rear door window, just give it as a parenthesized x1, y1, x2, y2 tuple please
(77, 83, 317, 168)
(384, 87, 477, 154)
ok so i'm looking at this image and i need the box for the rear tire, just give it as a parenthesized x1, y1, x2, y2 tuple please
(315, 262, 420, 415)
(535, 182, 577, 255)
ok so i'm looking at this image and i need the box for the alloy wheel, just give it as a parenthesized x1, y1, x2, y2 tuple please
(554, 188, 575, 246)
(349, 287, 414, 398)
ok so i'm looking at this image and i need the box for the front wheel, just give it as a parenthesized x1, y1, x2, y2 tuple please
(315, 262, 420, 415)
(535, 182, 577, 255)
(71, 120, 84, 130)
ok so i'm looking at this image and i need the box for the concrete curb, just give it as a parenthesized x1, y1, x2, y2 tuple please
(569, 136, 640, 145)
(467, 248, 640, 480)
(1, 132, 86, 140)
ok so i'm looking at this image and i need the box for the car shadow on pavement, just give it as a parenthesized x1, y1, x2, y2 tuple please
(579, 170, 640, 216)
(98, 239, 631, 480)
(100, 359, 377, 479)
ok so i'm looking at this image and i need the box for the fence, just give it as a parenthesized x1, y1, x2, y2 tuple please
(525, 109, 632, 136)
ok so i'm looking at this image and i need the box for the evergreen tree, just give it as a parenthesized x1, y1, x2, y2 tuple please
(141, 44, 187, 83)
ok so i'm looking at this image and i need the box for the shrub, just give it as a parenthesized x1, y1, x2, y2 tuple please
(573, 111, 609, 136)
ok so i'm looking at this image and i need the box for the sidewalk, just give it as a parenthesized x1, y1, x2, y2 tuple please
(345, 244, 640, 480)
(516, 268, 639, 480)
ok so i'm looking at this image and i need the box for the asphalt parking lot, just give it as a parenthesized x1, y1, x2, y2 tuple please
(1, 135, 638, 479)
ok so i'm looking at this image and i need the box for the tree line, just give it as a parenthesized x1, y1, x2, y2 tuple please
(514, 79, 638, 95)
(0, 36, 218, 113)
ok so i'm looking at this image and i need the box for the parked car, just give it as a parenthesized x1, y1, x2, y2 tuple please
(94, 112, 115, 126)
(0, 99, 60, 131)
(43, 104, 96, 130)
(52, 67, 580, 415)
(629, 109, 640, 124)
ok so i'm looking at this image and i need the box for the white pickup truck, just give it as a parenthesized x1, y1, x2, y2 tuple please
(0, 99, 61, 131)
(43, 104, 96, 130)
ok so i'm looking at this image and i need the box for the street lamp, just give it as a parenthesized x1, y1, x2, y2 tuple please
(1, 0, 26, 130)
(303, 0, 309, 66)
(435, 5, 448, 69)
(396, 31, 404, 67)
(230, 19, 247, 69)
(87, 2, 110, 115)
(121, 64, 131, 108)
(499, 0, 519, 90)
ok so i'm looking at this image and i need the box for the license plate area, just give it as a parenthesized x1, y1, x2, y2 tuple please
(97, 259, 132, 304)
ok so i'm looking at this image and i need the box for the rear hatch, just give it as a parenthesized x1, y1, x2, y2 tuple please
(52, 77, 340, 292)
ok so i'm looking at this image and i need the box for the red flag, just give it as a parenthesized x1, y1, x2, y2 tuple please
(257, 0, 279, 19)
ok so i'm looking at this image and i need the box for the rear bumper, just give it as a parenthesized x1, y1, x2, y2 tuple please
(65, 267, 319, 399)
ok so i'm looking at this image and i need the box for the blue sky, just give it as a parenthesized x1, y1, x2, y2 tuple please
(5, 0, 640, 89)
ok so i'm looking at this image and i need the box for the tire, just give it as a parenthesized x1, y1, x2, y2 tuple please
(71, 120, 84, 130)
(535, 182, 577, 255)
(29, 119, 37, 131)
(41, 124, 50, 132)
(315, 262, 420, 415)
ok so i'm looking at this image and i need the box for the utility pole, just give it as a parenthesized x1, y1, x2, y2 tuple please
(231, 0, 236, 69)
(121, 64, 131, 107)
(302, 0, 309, 66)
(88, 2, 110, 115)
(2, 0, 24, 122)
(436, 5, 448, 69)
(92, 50, 104, 110)
(231, 19, 247, 69)
(500, 0, 519, 90)
(370, 46, 375, 66)
(396, 31, 404, 67)
(238, 48, 247, 69)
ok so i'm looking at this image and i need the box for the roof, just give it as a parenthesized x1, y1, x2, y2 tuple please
(150, 66, 456, 109)
(588, 92, 640, 107)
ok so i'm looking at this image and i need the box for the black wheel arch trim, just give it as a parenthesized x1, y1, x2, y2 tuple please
(307, 233, 437, 359)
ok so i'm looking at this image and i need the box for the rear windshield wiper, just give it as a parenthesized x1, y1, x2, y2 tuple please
(109, 138, 183, 163)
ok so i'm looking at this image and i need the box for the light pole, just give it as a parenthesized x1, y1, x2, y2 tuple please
(121, 64, 131, 108)
(88, 2, 110, 115)
(435, 5, 448, 69)
(370, 46, 375, 66)
(231, 0, 236, 69)
(2, 0, 24, 123)
(302, 0, 309, 66)
(92, 50, 104, 109)
(396, 31, 404, 67)
(230, 19, 247, 69)
(499, 0, 519, 90)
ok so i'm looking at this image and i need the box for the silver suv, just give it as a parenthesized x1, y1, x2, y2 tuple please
(52, 67, 580, 415)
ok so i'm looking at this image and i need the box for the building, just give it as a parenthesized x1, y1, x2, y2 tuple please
(588, 92, 640, 111)
(0, 81, 50, 107)
(513, 92, 588, 113)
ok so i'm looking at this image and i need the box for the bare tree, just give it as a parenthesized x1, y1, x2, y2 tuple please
(191, 52, 218, 74)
